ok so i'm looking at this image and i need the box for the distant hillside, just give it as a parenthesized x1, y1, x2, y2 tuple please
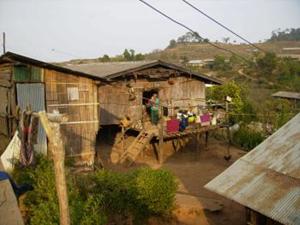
(144, 41, 300, 63)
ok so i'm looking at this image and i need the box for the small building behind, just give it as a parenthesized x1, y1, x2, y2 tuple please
(205, 113, 300, 225)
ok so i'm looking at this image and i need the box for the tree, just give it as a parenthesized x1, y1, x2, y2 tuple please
(213, 55, 231, 71)
(100, 54, 110, 62)
(123, 49, 131, 61)
(129, 49, 135, 60)
(123, 49, 144, 61)
(135, 53, 145, 61)
(222, 37, 230, 44)
(256, 52, 278, 75)
(177, 32, 203, 43)
(203, 38, 209, 43)
(167, 39, 177, 49)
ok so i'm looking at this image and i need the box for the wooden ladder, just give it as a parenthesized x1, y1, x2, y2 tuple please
(119, 130, 154, 165)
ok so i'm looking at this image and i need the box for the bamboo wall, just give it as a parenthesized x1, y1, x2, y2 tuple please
(44, 69, 99, 165)
(98, 67, 206, 125)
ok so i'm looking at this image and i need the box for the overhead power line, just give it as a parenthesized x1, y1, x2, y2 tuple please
(137, 0, 251, 63)
(182, 0, 266, 53)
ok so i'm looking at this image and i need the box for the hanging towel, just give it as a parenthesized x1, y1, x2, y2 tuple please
(18, 111, 39, 166)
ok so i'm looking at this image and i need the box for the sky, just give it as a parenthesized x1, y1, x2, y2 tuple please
(0, 0, 300, 62)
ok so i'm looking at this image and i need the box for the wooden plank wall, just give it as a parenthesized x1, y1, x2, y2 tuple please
(98, 67, 206, 125)
(98, 83, 143, 125)
(0, 63, 14, 154)
(44, 69, 99, 165)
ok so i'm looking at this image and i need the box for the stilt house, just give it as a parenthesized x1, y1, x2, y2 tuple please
(64, 60, 222, 126)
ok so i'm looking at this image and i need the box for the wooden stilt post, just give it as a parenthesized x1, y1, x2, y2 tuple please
(196, 133, 200, 152)
(205, 131, 209, 149)
(38, 111, 70, 225)
(158, 107, 164, 164)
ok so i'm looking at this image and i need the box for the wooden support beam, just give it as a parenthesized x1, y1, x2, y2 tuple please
(158, 109, 164, 164)
(38, 111, 70, 225)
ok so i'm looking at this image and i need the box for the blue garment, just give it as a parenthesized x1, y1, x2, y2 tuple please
(0, 171, 33, 198)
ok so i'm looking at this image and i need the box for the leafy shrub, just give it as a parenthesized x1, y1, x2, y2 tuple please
(233, 126, 265, 151)
(13, 157, 177, 225)
(13, 156, 107, 225)
(90, 168, 177, 222)
(133, 168, 177, 215)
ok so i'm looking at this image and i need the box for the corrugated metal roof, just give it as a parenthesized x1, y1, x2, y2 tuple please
(205, 113, 300, 225)
(63, 61, 157, 78)
(0, 52, 107, 82)
(272, 91, 300, 100)
(62, 60, 222, 84)
(1, 52, 222, 84)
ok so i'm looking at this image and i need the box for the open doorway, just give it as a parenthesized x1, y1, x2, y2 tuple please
(142, 89, 159, 116)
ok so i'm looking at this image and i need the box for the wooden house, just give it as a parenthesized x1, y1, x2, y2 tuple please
(0, 52, 104, 165)
(0, 52, 221, 166)
(64, 60, 222, 163)
(64, 60, 222, 126)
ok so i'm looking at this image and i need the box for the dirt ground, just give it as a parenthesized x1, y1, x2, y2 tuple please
(98, 134, 246, 225)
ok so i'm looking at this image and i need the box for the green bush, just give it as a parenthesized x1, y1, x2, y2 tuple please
(90, 168, 177, 221)
(133, 168, 177, 215)
(233, 126, 265, 151)
(13, 157, 177, 225)
(13, 156, 107, 225)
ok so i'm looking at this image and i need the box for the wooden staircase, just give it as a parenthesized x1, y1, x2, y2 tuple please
(118, 130, 154, 165)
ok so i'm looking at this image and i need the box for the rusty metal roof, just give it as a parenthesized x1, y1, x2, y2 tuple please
(272, 91, 300, 100)
(205, 113, 300, 225)
(63, 60, 222, 84)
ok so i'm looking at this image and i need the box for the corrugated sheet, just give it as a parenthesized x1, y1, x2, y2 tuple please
(63, 60, 222, 84)
(16, 83, 47, 154)
(205, 113, 300, 225)
(63, 61, 157, 78)
(272, 91, 300, 100)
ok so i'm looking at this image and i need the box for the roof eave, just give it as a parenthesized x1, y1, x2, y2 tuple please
(105, 60, 222, 85)
(0, 52, 107, 83)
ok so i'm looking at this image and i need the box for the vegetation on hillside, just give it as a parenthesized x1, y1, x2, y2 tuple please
(269, 28, 300, 42)
(13, 156, 177, 225)
(206, 50, 299, 150)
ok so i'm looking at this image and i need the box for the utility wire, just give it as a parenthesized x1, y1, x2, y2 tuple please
(182, 0, 266, 53)
(138, 0, 251, 63)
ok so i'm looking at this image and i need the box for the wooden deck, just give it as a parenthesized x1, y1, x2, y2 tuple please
(140, 122, 219, 140)
(161, 124, 219, 140)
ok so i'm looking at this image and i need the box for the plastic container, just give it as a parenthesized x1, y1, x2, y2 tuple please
(166, 119, 180, 133)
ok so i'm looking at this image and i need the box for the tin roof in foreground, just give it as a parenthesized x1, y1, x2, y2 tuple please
(272, 91, 300, 100)
(205, 113, 300, 225)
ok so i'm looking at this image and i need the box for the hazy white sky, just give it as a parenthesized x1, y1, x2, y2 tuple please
(0, 0, 300, 61)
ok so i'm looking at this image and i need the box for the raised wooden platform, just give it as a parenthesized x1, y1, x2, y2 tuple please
(161, 124, 219, 141)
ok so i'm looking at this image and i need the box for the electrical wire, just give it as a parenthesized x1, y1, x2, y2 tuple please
(137, 0, 251, 63)
(182, 0, 266, 53)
